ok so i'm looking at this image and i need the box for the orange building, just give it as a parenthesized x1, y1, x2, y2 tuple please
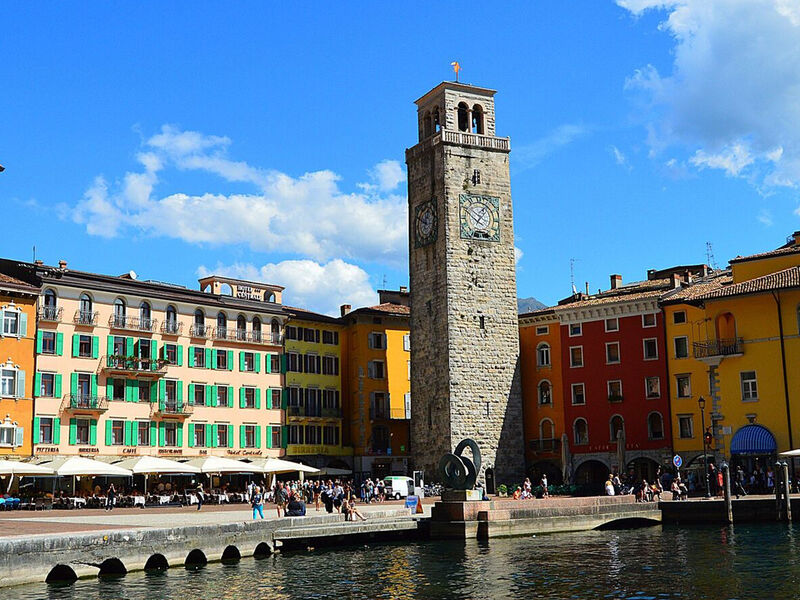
(519, 308, 565, 483)
(0, 274, 38, 456)
(341, 290, 411, 480)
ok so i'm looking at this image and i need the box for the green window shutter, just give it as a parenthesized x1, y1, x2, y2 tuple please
(70, 372, 78, 397)
(265, 354, 272, 374)
(281, 353, 287, 374)
(227, 350, 233, 371)
(239, 351, 245, 372)
(36, 331, 43, 354)
(151, 340, 158, 361)
(188, 347, 195, 367)
(227, 386, 233, 408)
(158, 379, 166, 404)
(281, 425, 288, 448)
(69, 418, 77, 445)
(56, 333, 63, 356)
(107, 336, 113, 355)
(265, 390, 272, 410)
(91, 375, 98, 399)
(123, 421, 132, 446)
(150, 380, 157, 401)
(206, 424, 214, 447)
(177, 345, 184, 367)
(106, 378, 114, 400)
(281, 388, 288, 409)
(255, 353, 261, 373)
(177, 381, 183, 404)
(54, 374, 62, 398)
(188, 383, 194, 404)
(105, 420, 113, 446)
(206, 348, 212, 369)
(266, 426, 273, 449)
(188, 424, 195, 448)
(255, 388, 261, 410)
(126, 337, 134, 356)
(126, 421, 135, 447)
(255, 425, 262, 448)
(53, 418, 61, 444)
(227, 424, 233, 448)
(209, 385, 216, 407)
(239, 387, 246, 408)
(92, 336, 99, 359)
(158, 422, 166, 446)
(89, 419, 98, 445)
(150, 421, 157, 447)
(34, 372, 42, 396)
(71, 334, 79, 357)
(176, 423, 183, 447)
(239, 425, 246, 448)
(33, 417, 41, 444)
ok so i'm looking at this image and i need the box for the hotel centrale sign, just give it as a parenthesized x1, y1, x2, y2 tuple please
(236, 284, 263, 300)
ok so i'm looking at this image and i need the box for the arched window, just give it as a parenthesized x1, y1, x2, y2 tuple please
(113, 298, 126, 327)
(610, 415, 624, 442)
(217, 312, 227, 337)
(236, 315, 247, 340)
(423, 111, 432, 138)
(538, 380, 552, 405)
(472, 104, 484, 134)
(271, 319, 280, 344)
(539, 418, 554, 440)
(43, 289, 58, 320)
(44, 289, 57, 307)
(648, 412, 664, 440)
(537, 343, 551, 367)
(79, 293, 93, 324)
(194, 309, 205, 336)
(716, 311, 737, 341)
(220, 283, 233, 296)
(252, 317, 262, 342)
(140, 302, 151, 329)
(433, 107, 441, 132)
(266, 293, 276, 303)
(574, 418, 588, 445)
(457, 102, 469, 132)
(165, 305, 178, 334)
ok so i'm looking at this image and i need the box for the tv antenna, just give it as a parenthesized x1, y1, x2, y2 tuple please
(705, 242, 718, 271)
(570, 258, 578, 294)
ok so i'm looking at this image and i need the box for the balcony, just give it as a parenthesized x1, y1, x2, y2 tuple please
(211, 327, 282, 345)
(151, 400, 193, 418)
(62, 394, 108, 412)
(38, 306, 62, 322)
(370, 407, 409, 420)
(109, 315, 157, 332)
(73, 310, 98, 326)
(101, 355, 168, 377)
(528, 438, 561, 452)
(190, 324, 211, 339)
(161, 320, 183, 336)
(693, 338, 744, 359)
(288, 406, 343, 419)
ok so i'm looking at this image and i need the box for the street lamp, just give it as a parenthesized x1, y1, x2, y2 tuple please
(699, 396, 711, 498)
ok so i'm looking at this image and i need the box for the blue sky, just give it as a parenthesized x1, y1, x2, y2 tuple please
(2, 1, 800, 314)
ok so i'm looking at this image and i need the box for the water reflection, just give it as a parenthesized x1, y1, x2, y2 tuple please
(26, 523, 800, 600)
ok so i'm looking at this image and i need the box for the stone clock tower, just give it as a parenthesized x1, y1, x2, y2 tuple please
(405, 81, 525, 486)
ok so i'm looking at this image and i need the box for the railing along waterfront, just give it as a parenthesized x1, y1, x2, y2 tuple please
(693, 338, 743, 358)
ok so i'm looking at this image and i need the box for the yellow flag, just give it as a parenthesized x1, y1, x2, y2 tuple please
(451, 61, 461, 81)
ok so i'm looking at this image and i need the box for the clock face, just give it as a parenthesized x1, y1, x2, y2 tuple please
(459, 194, 500, 242)
(414, 200, 438, 247)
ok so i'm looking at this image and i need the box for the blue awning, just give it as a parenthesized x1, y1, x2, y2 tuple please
(730, 425, 777, 455)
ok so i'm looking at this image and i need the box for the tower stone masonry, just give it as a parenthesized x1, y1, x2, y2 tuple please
(405, 81, 525, 486)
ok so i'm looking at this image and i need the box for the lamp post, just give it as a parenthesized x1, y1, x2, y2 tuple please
(699, 396, 711, 498)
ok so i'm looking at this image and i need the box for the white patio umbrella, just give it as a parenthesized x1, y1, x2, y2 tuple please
(186, 456, 261, 474)
(780, 449, 800, 457)
(249, 458, 320, 474)
(315, 467, 352, 477)
(113, 456, 201, 475)
(47, 456, 133, 477)
(0, 460, 55, 476)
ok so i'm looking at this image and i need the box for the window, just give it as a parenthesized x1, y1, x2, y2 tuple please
(138, 421, 150, 446)
(606, 342, 620, 364)
(41, 331, 56, 354)
(243, 425, 256, 448)
(322, 355, 339, 375)
(164, 344, 178, 365)
(571, 383, 585, 405)
(79, 293, 93, 318)
(112, 379, 125, 401)
(305, 424, 321, 445)
(217, 424, 229, 448)
(642, 313, 657, 328)
(270, 388, 282, 409)
(270, 354, 281, 373)
(1, 369, 17, 397)
(286, 326, 297, 340)
(78, 335, 93, 358)
(371, 392, 388, 418)
(243, 352, 255, 372)
(643, 338, 658, 360)
(40, 373, 55, 397)
(676, 374, 691, 398)
(140, 302, 152, 328)
(194, 309, 205, 328)
(368, 360, 385, 379)
(138, 380, 150, 402)
(216, 350, 228, 370)
(43, 289, 57, 318)
(605, 318, 619, 332)
(304, 354, 321, 374)
(39, 417, 54, 444)
(610, 415, 624, 442)
(111, 420, 125, 445)
(2, 309, 19, 336)
(678, 415, 694, 439)
(244, 387, 256, 409)
(323, 330, 339, 345)
(192, 347, 206, 368)
(237, 315, 247, 340)
(673, 311, 687, 324)
(368, 332, 386, 349)
(252, 317, 262, 342)
(648, 412, 665, 439)
(569, 346, 583, 368)
(535, 325, 549, 335)
(540, 419, 554, 441)
(323, 425, 339, 446)
(193, 384, 206, 406)
(113, 298, 126, 327)
(645, 376, 661, 399)
(608, 380, 623, 402)
(217, 386, 228, 407)
(674, 336, 689, 359)
(271, 427, 282, 448)
(303, 327, 317, 343)
(288, 352, 301, 372)
(194, 423, 206, 447)
(403, 334, 410, 352)
(164, 422, 177, 447)
(574, 419, 588, 445)
(741, 371, 758, 401)
(76, 418, 90, 445)
(569, 323, 582, 337)
(165, 306, 178, 333)
(538, 380, 552, 405)
(537, 343, 551, 367)
(217, 312, 227, 335)
(289, 424, 303, 445)
(271, 319, 280, 343)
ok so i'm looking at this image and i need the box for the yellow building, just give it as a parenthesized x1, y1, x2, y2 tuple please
(283, 308, 352, 469)
(0, 274, 38, 456)
(341, 290, 410, 480)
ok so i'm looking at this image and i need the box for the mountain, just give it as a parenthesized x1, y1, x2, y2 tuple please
(518, 296, 547, 314)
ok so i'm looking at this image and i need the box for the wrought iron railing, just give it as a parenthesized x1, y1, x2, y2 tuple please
(63, 394, 108, 411)
(152, 401, 193, 416)
(38, 306, 62, 322)
(109, 315, 157, 332)
(693, 338, 743, 359)
(73, 310, 98, 326)
(161, 320, 183, 335)
(102, 355, 168, 374)
(528, 438, 561, 452)
(190, 324, 211, 338)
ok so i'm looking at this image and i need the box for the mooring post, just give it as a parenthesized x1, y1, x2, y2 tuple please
(782, 461, 792, 522)
(776, 461, 784, 521)
(722, 463, 733, 524)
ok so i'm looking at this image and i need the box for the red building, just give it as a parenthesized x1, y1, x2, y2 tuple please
(556, 272, 676, 489)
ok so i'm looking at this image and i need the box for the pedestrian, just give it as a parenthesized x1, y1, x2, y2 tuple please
(735, 465, 747, 499)
(540, 474, 549, 498)
(106, 483, 116, 511)
(275, 481, 288, 517)
(196, 482, 204, 511)
(252, 486, 265, 520)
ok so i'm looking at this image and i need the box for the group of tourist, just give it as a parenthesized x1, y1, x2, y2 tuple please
(511, 475, 549, 500)
(246, 479, 368, 522)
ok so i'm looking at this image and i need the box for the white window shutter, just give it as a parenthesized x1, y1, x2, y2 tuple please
(0, 310, 4, 336)
(14, 426, 24, 447)
(19, 312, 27, 337)
(16, 370, 25, 398)
(404, 393, 411, 419)
(403, 334, 410, 351)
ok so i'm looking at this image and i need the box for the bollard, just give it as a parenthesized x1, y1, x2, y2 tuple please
(776, 461, 784, 521)
(722, 463, 733, 524)
(782, 462, 792, 523)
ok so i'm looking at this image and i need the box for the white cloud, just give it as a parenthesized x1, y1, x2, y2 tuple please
(514, 246, 523, 265)
(610, 145, 632, 170)
(197, 259, 377, 316)
(513, 124, 587, 172)
(619, 0, 800, 187)
(758, 209, 774, 226)
(72, 125, 408, 265)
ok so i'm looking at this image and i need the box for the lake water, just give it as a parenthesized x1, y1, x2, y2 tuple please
(22, 523, 800, 599)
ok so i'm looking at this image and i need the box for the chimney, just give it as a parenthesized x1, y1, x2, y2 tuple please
(57, 260, 67, 269)
(610, 274, 622, 290)
(340, 304, 352, 317)
(793, 231, 800, 245)
(399, 286, 408, 294)
(34, 260, 43, 266)
(683, 270, 692, 284)
(585, 281, 589, 295)
(670, 273, 681, 289)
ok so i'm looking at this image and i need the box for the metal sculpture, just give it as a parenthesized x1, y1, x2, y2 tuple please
(438, 439, 482, 490)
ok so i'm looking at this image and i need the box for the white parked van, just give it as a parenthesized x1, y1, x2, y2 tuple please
(383, 476, 415, 500)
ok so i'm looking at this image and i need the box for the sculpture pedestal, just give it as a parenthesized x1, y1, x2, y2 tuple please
(441, 489, 484, 502)
(430, 489, 491, 539)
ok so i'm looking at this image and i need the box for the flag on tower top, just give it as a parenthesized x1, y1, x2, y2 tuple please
(451, 61, 461, 82)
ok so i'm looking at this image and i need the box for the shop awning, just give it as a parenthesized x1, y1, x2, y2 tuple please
(730, 425, 777, 455)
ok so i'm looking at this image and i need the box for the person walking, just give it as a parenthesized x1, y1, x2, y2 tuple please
(106, 483, 116, 511)
(275, 481, 288, 518)
(196, 482, 204, 511)
(252, 486, 265, 520)
(540, 474, 549, 498)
